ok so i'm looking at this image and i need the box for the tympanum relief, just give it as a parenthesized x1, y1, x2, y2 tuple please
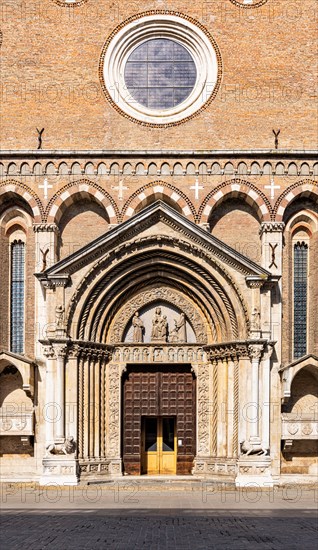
(125, 303, 195, 344)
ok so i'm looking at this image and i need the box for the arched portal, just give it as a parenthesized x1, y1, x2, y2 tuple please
(40, 201, 273, 482)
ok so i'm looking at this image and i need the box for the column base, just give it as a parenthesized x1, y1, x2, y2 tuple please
(235, 456, 273, 487)
(40, 457, 79, 486)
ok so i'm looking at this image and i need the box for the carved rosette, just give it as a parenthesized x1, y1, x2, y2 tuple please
(109, 287, 207, 344)
(197, 363, 210, 456)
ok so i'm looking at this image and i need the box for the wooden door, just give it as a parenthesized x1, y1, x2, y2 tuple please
(123, 366, 195, 475)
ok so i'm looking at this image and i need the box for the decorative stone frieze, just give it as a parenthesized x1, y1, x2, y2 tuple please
(281, 415, 318, 440)
(235, 456, 273, 487)
(107, 363, 125, 460)
(40, 457, 79, 486)
(0, 412, 34, 436)
(78, 460, 111, 477)
(112, 345, 206, 364)
(196, 363, 210, 457)
(193, 458, 237, 478)
(204, 340, 267, 362)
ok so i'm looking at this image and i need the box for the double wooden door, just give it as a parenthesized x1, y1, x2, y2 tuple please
(122, 366, 196, 475)
(141, 417, 176, 475)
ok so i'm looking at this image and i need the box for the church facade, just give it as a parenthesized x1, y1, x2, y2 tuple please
(0, 0, 317, 486)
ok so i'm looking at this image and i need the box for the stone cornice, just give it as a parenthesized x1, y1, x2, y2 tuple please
(0, 149, 317, 160)
(35, 273, 71, 289)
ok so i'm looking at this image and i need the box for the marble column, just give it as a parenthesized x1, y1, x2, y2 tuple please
(248, 344, 264, 444)
(42, 345, 55, 445)
(53, 344, 67, 441)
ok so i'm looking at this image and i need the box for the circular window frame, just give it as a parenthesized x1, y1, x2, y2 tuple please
(124, 38, 198, 112)
(229, 0, 269, 8)
(99, 12, 222, 127)
(51, 0, 89, 7)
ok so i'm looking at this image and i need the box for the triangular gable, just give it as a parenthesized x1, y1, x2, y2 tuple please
(36, 200, 273, 281)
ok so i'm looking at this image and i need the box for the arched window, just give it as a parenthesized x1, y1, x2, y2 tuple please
(10, 240, 25, 353)
(293, 239, 308, 359)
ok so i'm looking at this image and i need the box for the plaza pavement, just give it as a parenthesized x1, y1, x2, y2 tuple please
(0, 481, 317, 549)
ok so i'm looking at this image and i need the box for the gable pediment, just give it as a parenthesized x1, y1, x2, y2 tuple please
(36, 201, 273, 284)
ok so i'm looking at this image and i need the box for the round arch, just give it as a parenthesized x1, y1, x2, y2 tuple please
(121, 181, 197, 222)
(198, 179, 271, 223)
(0, 181, 42, 222)
(274, 180, 318, 222)
(44, 180, 119, 224)
(66, 239, 250, 345)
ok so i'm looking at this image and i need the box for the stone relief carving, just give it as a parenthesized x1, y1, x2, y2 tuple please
(250, 307, 261, 331)
(197, 363, 210, 456)
(169, 313, 187, 343)
(248, 343, 264, 362)
(240, 440, 268, 456)
(132, 311, 144, 343)
(108, 363, 122, 457)
(109, 286, 207, 344)
(151, 307, 168, 342)
(46, 436, 76, 456)
(111, 345, 206, 363)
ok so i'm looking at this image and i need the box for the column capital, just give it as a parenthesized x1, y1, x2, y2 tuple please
(52, 343, 69, 359)
(259, 222, 285, 236)
(33, 223, 60, 234)
(42, 345, 55, 359)
(248, 343, 264, 362)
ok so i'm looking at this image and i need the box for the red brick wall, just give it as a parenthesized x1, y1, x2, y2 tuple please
(210, 199, 261, 262)
(59, 200, 109, 259)
(0, 0, 316, 150)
